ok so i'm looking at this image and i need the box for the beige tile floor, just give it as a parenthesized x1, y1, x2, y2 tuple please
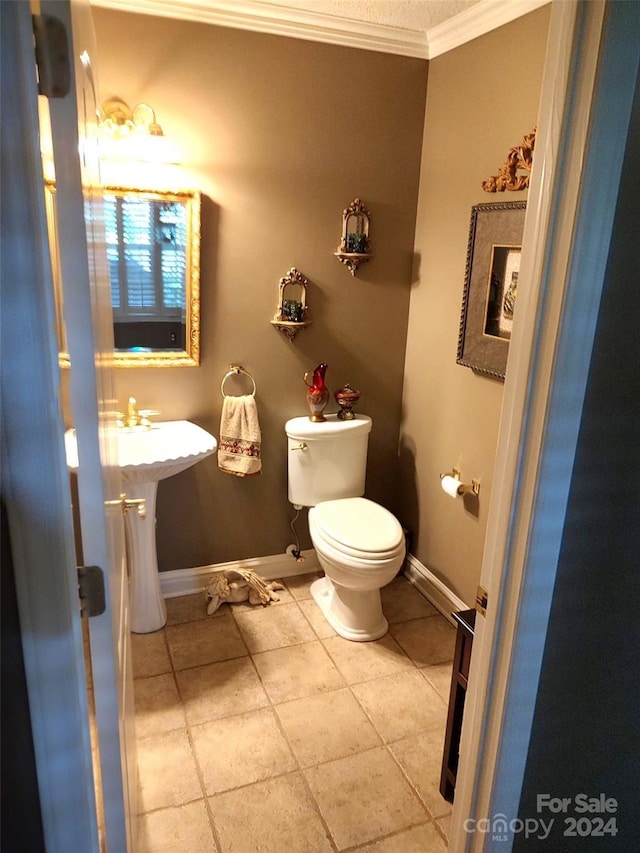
(131, 573, 456, 853)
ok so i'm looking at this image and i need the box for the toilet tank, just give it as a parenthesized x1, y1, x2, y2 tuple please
(285, 414, 372, 507)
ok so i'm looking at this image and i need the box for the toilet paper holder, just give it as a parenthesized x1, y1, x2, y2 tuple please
(440, 467, 481, 497)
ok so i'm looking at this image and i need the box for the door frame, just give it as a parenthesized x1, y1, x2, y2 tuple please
(449, 2, 639, 849)
(42, 0, 136, 847)
(0, 3, 100, 851)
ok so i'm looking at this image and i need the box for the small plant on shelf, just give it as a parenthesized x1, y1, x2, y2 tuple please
(346, 232, 368, 253)
(282, 299, 304, 322)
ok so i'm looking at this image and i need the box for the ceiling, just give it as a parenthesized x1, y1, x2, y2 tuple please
(250, 0, 482, 33)
(92, 0, 548, 59)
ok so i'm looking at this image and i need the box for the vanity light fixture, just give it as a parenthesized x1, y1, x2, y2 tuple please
(99, 96, 164, 137)
(98, 96, 178, 163)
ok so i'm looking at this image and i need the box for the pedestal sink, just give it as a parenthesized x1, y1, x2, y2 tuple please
(65, 421, 217, 633)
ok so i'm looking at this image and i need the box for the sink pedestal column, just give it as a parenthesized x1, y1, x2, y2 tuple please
(126, 481, 167, 633)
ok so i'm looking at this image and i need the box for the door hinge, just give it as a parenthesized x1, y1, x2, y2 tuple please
(32, 14, 71, 98)
(476, 585, 488, 617)
(78, 565, 106, 618)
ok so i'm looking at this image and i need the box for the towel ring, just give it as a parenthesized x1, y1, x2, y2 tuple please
(221, 365, 256, 398)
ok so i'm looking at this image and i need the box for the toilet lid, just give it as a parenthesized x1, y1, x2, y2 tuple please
(313, 498, 404, 555)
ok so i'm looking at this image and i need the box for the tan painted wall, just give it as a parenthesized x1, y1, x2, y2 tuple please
(92, 10, 427, 571)
(398, 6, 551, 605)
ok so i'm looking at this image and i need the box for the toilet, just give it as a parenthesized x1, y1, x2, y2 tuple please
(285, 414, 405, 641)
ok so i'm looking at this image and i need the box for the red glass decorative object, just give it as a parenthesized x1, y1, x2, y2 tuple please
(304, 363, 329, 422)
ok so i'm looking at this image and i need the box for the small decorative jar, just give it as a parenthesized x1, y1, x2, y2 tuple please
(334, 383, 360, 420)
(304, 363, 330, 422)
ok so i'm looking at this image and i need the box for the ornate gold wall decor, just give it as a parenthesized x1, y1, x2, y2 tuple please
(271, 267, 312, 342)
(482, 128, 536, 193)
(334, 198, 372, 275)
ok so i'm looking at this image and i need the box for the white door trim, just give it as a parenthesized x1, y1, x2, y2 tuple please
(0, 3, 99, 850)
(43, 0, 136, 847)
(449, 2, 639, 849)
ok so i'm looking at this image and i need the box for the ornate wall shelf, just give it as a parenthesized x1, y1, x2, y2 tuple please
(334, 198, 372, 276)
(271, 267, 311, 342)
(270, 319, 312, 343)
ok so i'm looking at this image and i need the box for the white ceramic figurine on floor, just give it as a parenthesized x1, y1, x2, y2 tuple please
(204, 569, 284, 615)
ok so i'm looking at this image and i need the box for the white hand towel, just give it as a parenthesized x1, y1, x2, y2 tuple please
(218, 395, 262, 476)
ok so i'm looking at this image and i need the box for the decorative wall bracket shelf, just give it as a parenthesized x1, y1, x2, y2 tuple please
(271, 267, 311, 342)
(482, 128, 536, 193)
(334, 198, 372, 276)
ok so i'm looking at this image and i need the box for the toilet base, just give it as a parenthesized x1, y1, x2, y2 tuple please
(310, 576, 388, 642)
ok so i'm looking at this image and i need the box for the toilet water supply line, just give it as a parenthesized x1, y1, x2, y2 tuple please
(287, 505, 305, 562)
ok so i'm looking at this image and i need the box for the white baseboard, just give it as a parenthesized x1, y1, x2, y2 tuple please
(160, 548, 320, 598)
(403, 554, 469, 626)
(159, 549, 469, 626)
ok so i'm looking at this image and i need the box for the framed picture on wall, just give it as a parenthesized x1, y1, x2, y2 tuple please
(457, 201, 526, 380)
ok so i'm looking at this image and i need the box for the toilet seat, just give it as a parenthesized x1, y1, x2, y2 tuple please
(310, 497, 405, 562)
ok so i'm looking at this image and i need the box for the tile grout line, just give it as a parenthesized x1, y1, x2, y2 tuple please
(185, 725, 224, 853)
(384, 735, 453, 823)
(340, 818, 436, 852)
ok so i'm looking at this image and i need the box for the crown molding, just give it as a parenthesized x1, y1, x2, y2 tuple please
(91, 0, 429, 58)
(427, 0, 550, 59)
(91, 0, 550, 60)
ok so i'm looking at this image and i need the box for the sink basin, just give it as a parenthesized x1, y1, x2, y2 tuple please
(65, 420, 217, 633)
(65, 420, 217, 484)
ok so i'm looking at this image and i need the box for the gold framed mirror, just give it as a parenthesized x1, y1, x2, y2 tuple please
(46, 184, 201, 367)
